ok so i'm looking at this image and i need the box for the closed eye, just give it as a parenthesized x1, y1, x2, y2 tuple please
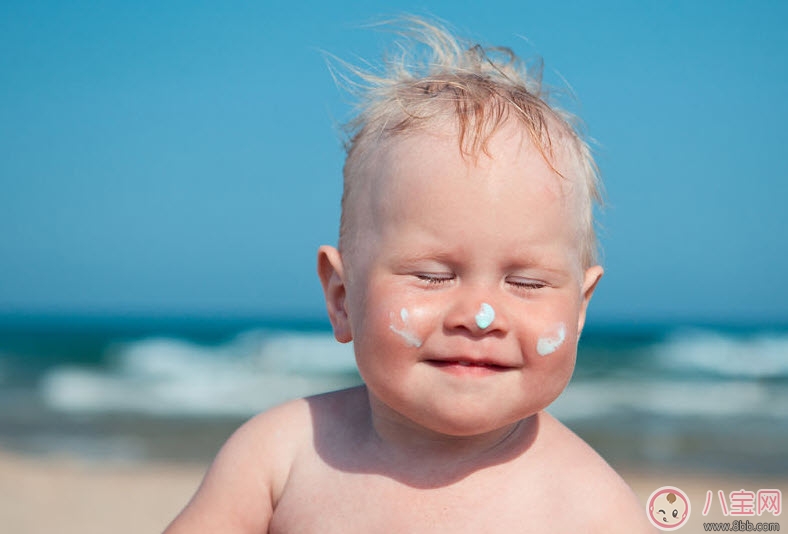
(506, 277, 547, 290)
(415, 273, 455, 285)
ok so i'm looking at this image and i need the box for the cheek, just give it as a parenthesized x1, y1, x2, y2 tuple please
(535, 322, 567, 357)
(525, 293, 583, 360)
(521, 318, 577, 394)
(388, 307, 423, 348)
(387, 304, 439, 348)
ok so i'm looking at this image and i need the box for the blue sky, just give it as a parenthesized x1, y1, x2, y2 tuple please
(1, 1, 787, 324)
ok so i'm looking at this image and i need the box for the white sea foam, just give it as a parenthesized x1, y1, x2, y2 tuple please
(551, 329, 788, 420)
(41, 330, 359, 417)
(653, 329, 788, 379)
(551, 378, 788, 420)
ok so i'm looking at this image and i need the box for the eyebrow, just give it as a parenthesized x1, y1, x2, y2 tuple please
(391, 251, 456, 268)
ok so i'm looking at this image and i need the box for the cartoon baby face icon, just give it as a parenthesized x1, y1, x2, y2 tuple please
(647, 486, 691, 530)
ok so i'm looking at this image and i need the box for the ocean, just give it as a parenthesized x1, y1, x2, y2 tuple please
(1, 317, 786, 473)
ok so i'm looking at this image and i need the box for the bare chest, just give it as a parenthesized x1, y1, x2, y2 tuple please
(268, 463, 574, 534)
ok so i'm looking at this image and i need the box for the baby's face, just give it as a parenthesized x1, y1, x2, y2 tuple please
(337, 121, 602, 436)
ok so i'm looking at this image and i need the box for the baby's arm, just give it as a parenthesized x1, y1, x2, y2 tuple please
(163, 401, 303, 533)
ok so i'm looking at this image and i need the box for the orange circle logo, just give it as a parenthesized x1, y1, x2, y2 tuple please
(647, 486, 691, 530)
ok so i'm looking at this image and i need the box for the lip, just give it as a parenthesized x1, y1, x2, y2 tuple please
(424, 357, 516, 375)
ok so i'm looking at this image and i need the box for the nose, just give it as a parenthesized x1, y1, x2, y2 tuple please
(444, 292, 508, 336)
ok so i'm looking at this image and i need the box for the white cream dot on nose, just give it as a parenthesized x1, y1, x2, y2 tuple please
(475, 303, 495, 329)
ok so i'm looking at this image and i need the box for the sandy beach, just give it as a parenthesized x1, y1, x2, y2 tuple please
(2, 448, 785, 534)
(0, 449, 205, 534)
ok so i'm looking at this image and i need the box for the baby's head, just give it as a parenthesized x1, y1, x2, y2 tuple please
(337, 17, 601, 275)
(319, 17, 604, 436)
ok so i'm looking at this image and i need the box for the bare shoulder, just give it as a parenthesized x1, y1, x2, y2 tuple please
(163, 393, 320, 533)
(537, 412, 656, 533)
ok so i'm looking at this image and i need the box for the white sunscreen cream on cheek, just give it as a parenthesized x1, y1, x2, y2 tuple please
(389, 307, 423, 347)
(536, 323, 566, 356)
(475, 303, 495, 329)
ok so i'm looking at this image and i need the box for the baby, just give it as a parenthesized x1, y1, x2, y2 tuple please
(166, 18, 654, 533)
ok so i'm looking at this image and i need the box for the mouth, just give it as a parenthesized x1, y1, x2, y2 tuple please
(425, 358, 512, 372)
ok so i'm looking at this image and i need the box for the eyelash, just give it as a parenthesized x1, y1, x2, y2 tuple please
(414, 274, 546, 290)
(506, 278, 547, 291)
(415, 273, 455, 285)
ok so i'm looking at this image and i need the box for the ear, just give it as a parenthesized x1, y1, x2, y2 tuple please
(317, 245, 353, 343)
(577, 265, 604, 336)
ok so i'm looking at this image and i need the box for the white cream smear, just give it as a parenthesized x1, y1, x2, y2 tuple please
(536, 323, 566, 356)
(389, 308, 423, 347)
(475, 303, 495, 329)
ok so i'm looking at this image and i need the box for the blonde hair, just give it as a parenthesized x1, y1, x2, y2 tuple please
(335, 16, 602, 268)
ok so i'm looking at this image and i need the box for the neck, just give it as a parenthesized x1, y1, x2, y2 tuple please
(362, 389, 539, 486)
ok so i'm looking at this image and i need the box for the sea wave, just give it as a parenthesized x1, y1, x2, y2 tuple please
(651, 328, 788, 379)
(41, 330, 360, 417)
(552, 378, 788, 420)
